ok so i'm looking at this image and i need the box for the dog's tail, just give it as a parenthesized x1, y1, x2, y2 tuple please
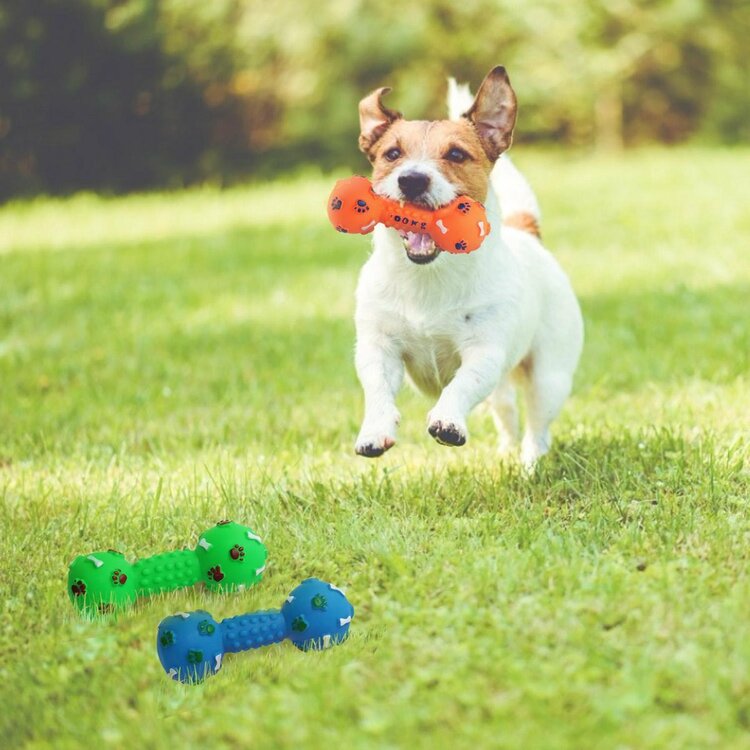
(447, 77, 542, 238)
(447, 77, 474, 120)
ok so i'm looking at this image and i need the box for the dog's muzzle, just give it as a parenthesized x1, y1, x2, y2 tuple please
(397, 171, 431, 201)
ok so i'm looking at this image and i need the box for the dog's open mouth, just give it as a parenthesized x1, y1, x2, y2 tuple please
(399, 231, 440, 265)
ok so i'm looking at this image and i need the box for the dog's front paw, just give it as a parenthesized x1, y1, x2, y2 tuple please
(427, 415, 467, 447)
(355, 434, 396, 458)
(355, 417, 398, 458)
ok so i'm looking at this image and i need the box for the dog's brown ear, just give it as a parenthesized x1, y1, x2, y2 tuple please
(463, 66, 517, 161)
(358, 87, 402, 157)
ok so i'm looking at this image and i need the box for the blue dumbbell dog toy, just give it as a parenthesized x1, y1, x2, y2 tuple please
(157, 577, 354, 683)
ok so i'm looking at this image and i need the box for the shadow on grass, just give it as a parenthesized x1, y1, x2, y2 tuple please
(252, 427, 748, 518)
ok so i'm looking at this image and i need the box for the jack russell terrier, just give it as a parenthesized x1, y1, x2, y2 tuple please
(353, 66, 583, 469)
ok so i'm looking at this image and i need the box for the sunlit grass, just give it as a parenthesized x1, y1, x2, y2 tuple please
(1, 148, 749, 749)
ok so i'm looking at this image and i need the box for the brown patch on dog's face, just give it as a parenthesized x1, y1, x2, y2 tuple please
(369, 119, 494, 203)
(357, 67, 517, 206)
(356, 68, 518, 264)
(361, 118, 494, 264)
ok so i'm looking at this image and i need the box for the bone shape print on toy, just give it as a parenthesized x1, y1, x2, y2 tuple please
(157, 578, 354, 683)
(327, 175, 490, 254)
(67, 521, 267, 616)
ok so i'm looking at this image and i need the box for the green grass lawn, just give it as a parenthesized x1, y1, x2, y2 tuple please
(1, 148, 749, 749)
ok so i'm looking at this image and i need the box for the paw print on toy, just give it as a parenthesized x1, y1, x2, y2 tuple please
(207, 565, 224, 582)
(330, 197, 342, 211)
(325, 176, 491, 254)
(186, 649, 204, 664)
(291, 615, 308, 632)
(160, 630, 175, 647)
(111, 569, 128, 586)
(198, 619, 216, 636)
(71, 580, 86, 597)
(229, 544, 245, 561)
(310, 593, 327, 611)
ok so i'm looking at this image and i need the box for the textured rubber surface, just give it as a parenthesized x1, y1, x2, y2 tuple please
(134, 549, 201, 594)
(221, 611, 287, 653)
(327, 175, 490, 254)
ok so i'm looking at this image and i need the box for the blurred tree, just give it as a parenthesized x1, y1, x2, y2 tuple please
(0, 0, 747, 198)
(0, 0, 235, 198)
(701, 0, 750, 143)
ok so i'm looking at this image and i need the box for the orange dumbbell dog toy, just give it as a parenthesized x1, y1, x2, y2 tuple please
(327, 176, 490, 254)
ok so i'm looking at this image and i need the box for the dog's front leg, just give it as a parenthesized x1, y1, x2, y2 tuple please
(354, 329, 404, 457)
(428, 345, 506, 447)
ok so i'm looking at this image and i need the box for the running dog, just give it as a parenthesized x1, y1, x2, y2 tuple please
(353, 66, 584, 468)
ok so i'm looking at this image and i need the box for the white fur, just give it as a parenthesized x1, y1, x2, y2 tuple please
(492, 156, 541, 225)
(446, 78, 474, 119)
(353, 83, 584, 468)
(378, 157, 456, 209)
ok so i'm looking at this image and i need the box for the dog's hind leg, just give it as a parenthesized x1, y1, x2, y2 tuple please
(487, 379, 520, 455)
(519, 359, 574, 470)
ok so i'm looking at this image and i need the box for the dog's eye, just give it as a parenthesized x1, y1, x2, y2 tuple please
(384, 147, 402, 162)
(445, 147, 469, 163)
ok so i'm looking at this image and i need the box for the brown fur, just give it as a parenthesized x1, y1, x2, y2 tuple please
(357, 67, 520, 211)
(369, 119, 494, 202)
(358, 88, 402, 155)
(463, 66, 517, 161)
(503, 211, 541, 238)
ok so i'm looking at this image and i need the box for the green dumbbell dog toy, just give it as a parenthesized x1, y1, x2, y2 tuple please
(67, 521, 267, 616)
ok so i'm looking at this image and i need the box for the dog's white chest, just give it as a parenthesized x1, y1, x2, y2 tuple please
(392, 313, 468, 398)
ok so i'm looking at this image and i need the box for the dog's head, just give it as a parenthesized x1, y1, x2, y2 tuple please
(358, 66, 517, 265)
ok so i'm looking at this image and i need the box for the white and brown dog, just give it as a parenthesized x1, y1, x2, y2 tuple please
(353, 66, 583, 468)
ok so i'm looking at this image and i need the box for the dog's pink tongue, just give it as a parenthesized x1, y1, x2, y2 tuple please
(405, 232, 434, 256)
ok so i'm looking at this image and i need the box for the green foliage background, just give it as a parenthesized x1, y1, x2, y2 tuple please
(1, 0, 749, 198)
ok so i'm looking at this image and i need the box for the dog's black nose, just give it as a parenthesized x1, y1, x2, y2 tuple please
(398, 171, 431, 200)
